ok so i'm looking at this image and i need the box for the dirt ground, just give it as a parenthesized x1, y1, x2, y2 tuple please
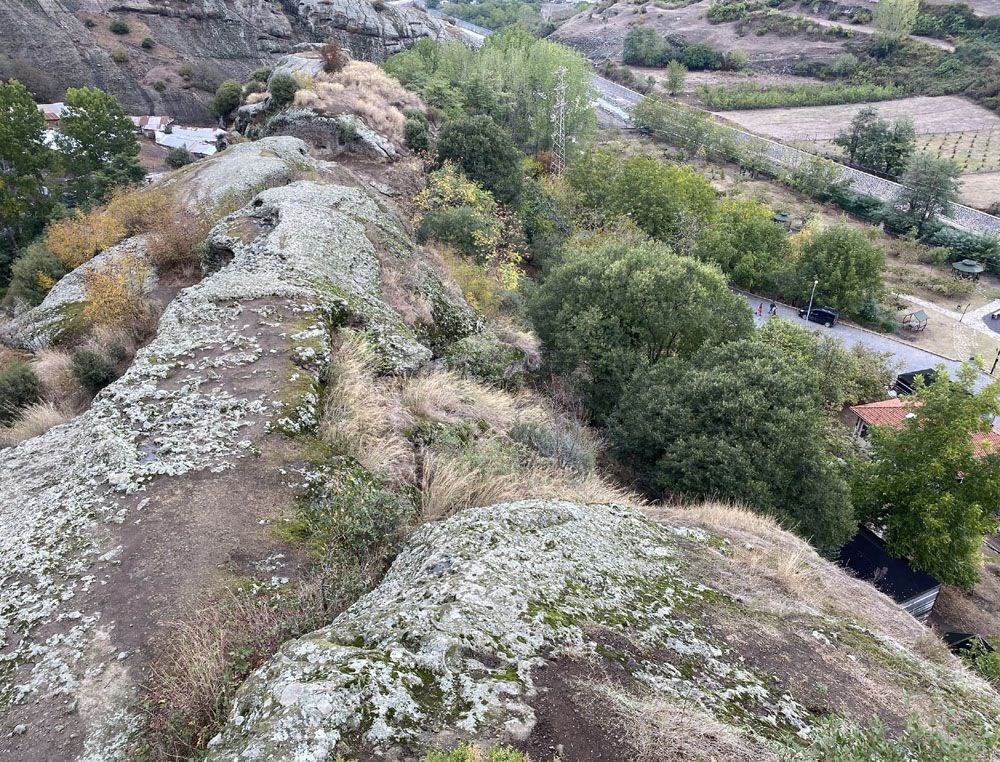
(959, 171, 1000, 211)
(713, 95, 1000, 141)
(930, 547, 1000, 640)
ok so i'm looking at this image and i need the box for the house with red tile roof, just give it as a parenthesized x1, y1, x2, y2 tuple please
(849, 397, 1000, 458)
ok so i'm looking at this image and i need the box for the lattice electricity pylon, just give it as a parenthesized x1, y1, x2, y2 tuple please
(552, 66, 567, 174)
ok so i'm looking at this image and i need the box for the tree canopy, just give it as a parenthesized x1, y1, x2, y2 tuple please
(0, 79, 50, 231)
(694, 197, 790, 291)
(833, 106, 915, 178)
(609, 339, 856, 553)
(851, 365, 1000, 588)
(566, 151, 716, 249)
(436, 115, 524, 205)
(795, 223, 885, 315)
(527, 230, 752, 418)
(895, 154, 961, 236)
(58, 86, 143, 204)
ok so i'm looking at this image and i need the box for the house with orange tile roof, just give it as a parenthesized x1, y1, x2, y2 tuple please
(849, 397, 1000, 458)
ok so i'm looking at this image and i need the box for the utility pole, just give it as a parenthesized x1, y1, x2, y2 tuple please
(991, 348, 1000, 376)
(552, 66, 567, 175)
(806, 277, 818, 322)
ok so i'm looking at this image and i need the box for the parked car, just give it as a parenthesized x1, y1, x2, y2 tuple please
(798, 306, 839, 327)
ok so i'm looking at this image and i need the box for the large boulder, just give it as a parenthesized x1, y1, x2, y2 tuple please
(207, 499, 1000, 761)
(259, 109, 398, 161)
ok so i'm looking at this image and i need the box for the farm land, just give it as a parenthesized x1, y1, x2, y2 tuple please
(710, 96, 1000, 209)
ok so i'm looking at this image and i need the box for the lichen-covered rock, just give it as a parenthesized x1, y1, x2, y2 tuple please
(0, 154, 432, 758)
(161, 136, 320, 213)
(0, 236, 154, 350)
(259, 109, 398, 161)
(207, 500, 1000, 761)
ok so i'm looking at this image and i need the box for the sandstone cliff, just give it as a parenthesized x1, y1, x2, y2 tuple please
(0, 0, 445, 123)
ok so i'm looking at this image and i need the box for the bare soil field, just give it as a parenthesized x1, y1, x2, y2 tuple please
(924, 0, 1000, 14)
(551, 0, 849, 66)
(960, 171, 1000, 211)
(714, 95, 1000, 141)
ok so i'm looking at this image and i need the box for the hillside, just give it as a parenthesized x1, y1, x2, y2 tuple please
(0, 0, 445, 122)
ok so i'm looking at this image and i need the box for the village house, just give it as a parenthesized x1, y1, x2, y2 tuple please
(848, 396, 1000, 456)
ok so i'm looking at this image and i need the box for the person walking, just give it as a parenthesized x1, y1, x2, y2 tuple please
(757, 303, 764, 317)
(769, 302, 777, 316)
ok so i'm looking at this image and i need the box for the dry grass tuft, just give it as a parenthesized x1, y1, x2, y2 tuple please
(142, 581, 327, 761)
(378, 258, 433, 329)
(648, 502, 926, 644)
(0, 402, 71, 448)
(31, 348, 80, 403)
(419, 446, 639, 522)
(148, 206, 212, 276)
(320, 332, 415, 483)
(402, 369, 519, 433)
(600, 685, 775, 762)
(294, 62, 424, 145)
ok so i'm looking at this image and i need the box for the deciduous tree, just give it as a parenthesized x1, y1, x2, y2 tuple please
(795, 223, 885, 315)
(436, 115, 524, 205)
(895, 154, 961, 236)
(694, 197, 790, 291)
(851, 365, 1000, 588)
(873, 0, 919, 46)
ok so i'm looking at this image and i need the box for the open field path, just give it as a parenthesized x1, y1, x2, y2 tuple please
(781, 10, 955, 51)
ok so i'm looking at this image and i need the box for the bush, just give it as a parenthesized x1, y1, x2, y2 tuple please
(418, 207, 494, 257)
(212, 79, 243, 117)
(80, 254, 152, 336)
(6, 243, 68, 306)
(141, 37, 155, 49)
(725, 49, 749, 69)
(622, 25, 671, 66)
(148, 208, 212, 273)
(71, 348, 118, 395)
(404, 111, 431, 152)
(248, 66, 272, 83)
(0, 360, 43, 425)
(267, 72, 299, 106)
(510, 416, 596, 475)
(45, 210, 127, 268)
(153, 80, 167, 93)
(111, 49, 128, 63)
(678, 43, 725, 70)
(84, 18, 96, 28)
(105, 187, 171, 236)
(699, 81, 901, 109)
(707, 1, 751, 22)
(109, 19, 130, 35)
(320, 39, 348, 73)
(435, 115, 524, 205)
(165, 147, 196, 169)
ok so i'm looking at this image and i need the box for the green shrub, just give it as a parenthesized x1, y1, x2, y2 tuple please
(425, 743, 531, 762)
(212, 79, 243, 117)
(436, 115, 524, 205)
(141, 37, 155, 49)
(510, 417, 596, 475)
(679, 43, 725, 70)
(7, 243, 68, 306)
(622, 25, 671, 66)
(707, 1, 752, 22)
(84, 18, 96, 28)
(165, 147, 196, 169)
(417, 206, 494, 257)
(0, 360, 43, 424)
(71, 348, 118, 395)
(152, 80, 167, 93)
(267, 72, 299, 107)
(699, 81, 900, 109)
(178, 63, 194, 80)
(111, 49, 128, 63)
(249, 66, 272, 83)
(404, 111, 431, 152)
(109, 19, 130, 35)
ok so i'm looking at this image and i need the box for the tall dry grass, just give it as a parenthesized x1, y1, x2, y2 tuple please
(320, 332, 414, 483)
(293, 61, 423, 145)
(0, 402, 72, 448)
(401, 369, 521, 433)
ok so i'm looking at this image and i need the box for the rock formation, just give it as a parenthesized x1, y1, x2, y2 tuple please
(0, 0, 445, 122)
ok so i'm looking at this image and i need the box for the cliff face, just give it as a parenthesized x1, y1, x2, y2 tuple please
(0, 0, 444, 123)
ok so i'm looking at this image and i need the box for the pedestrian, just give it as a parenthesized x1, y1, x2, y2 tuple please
(757, 303, 763, 317)
(769, 302, 777, 316)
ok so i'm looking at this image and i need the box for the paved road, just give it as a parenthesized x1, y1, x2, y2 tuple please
(741, 292, 998, 392)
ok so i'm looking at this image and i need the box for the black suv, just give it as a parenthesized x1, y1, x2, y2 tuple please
(798, 306, 839, 327)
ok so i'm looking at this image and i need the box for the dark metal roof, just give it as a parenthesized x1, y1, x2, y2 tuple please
(837, 527, 940, 616)
(895, 368, 939, 395)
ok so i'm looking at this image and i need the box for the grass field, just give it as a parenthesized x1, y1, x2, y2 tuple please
(797, 130, 1000, 174)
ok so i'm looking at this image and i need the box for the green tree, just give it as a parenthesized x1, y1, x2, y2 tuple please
(894, 154, 961, 236)
(833, 106, 915, 178)
(609, 339, 856, 553)
(528, 230, 752, 418)
(755, 319, 896, 412)
(623, 26, 670, 66)
(0, 79, 51, 251)
(5, 241, 67, 306)
(873, 0, 919, 46)
(796, 223, 885, 315)
(567, 151, 717, 249)
(436, 115, 523, 205)
(851, 365, 1000, 588)
(58, 86, 144, 203)
(212, 79, 243, 117)
(664, 60, 687, 95)
(694, 197, 790, 290)
(267, 72, 299, 107)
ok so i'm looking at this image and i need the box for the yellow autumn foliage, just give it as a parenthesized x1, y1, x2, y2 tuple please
(81, 254, 152, 334)
(106, 188, 171, 236)
(46, 210, 127, 269)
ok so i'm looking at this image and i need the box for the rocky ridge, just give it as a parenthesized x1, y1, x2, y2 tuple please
(0, 135, 476, 760)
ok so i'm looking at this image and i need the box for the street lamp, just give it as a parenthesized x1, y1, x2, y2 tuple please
(806, 278, 818, 322)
